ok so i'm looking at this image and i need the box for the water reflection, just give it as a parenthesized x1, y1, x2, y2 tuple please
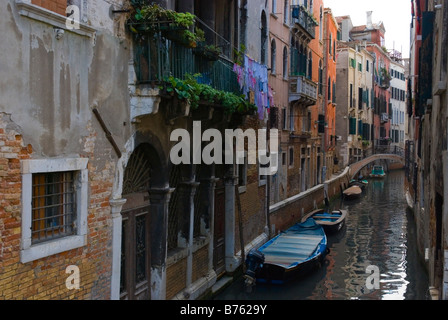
(215, 170, 429, 300)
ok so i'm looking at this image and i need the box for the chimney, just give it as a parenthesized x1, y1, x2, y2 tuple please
(366, 11, 373, 29)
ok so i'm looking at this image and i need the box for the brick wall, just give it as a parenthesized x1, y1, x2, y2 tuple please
(166, 258, 187, 300)
(0, 114, 115, 300)
(192, 246, 209, 283)
(32, 0, 67, 16)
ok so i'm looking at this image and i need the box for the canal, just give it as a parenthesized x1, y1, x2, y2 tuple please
(214, 170, 430, 300)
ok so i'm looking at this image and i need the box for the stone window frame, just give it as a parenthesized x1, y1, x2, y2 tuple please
(15, 0, 95, 38)
(20, 158, 89, 263)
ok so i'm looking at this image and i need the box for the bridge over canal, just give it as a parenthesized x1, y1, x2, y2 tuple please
(348, 146, 405, 180)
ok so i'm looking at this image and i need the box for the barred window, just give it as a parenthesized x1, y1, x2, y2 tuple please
(32, 172, 77, 243)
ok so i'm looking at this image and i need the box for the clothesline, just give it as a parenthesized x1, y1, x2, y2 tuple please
(233, 55, 274, 120)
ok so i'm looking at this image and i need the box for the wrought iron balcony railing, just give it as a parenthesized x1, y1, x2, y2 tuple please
(132, 32, 241, 95)
(291, 5, 318, 39)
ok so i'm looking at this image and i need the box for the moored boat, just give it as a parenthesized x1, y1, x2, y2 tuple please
(244, 219, 327, 285)
(343, 185, 362, 200)
(301, 209, 348, 233)
(370, 165, 386, 178)
(348, 179, 368, 190)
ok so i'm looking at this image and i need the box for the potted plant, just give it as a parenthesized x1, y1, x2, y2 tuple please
(194, 43, 222, 61)
(128, 3, 204, 48)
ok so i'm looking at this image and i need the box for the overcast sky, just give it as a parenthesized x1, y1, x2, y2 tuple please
(324, 0, 412, 58)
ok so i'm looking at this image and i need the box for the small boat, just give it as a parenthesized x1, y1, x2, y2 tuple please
(301, 209, 348, 233)
(244, 219, 327, 285)
(343, 185, 362, 200)
(348, 179, 368, 190)
(370, 165, 386, 178)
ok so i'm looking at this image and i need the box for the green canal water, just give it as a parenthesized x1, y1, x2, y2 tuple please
(214, 170, 430, 300)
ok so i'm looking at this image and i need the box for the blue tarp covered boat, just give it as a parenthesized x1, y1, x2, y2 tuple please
(245, 219, 327, 285)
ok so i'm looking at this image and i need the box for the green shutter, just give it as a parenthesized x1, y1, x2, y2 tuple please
(349, 117, 357, 135)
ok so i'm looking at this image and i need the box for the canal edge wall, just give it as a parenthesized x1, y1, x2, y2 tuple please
(269, 167, 351, 234)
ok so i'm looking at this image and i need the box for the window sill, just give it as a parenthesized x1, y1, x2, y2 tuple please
(21, 235, 87, 263)
(15, 1, 95, 38)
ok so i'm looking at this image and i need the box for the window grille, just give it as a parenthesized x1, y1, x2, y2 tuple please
(31, 172, 76, 243)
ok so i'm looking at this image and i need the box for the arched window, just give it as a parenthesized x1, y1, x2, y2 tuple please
(319, 7, 323, 41)
(284, 0, 289, 24)
(261, 11, 268, 65)
(271, 39, 277, 74)
(283, 46, 288, 79)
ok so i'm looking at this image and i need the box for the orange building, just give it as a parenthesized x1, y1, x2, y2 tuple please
(322, 8, 339, 174)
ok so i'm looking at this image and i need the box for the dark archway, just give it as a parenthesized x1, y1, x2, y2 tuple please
(120, 136, 170, 300)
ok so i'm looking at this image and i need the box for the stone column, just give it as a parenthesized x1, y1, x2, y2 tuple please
(224, 171, 238, 273)
(149, 187, 174, 300)
(199, 177, 218, 271)
(109, 198, 127, 300)
(176, 181, 199, 288)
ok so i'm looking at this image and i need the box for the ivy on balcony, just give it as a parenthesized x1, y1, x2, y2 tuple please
(127, 3, 205, 48)
(161, 75, 257, 115)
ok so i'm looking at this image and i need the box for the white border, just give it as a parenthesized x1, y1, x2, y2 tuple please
(20, 158, 88, 263)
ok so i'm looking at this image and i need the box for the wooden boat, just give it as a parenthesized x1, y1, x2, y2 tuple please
(348, 179, 368, 190)
(343, 185, 362, 200)
(370, 165, 386, 178)
(301, 209, 348, 233)
(244, 219, 327, 285)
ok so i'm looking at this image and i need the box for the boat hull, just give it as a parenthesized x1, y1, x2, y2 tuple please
(343, 185, 362, 200)
(248, 219, 327, 285)
(301, 209, 347, 233)
(256, 252, 325, 285)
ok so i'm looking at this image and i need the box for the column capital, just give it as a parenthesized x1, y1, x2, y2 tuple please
(109, 198, 127, 217)
(149, 187, 175, 204)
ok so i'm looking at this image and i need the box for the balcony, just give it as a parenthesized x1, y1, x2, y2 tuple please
(132, 32, 241, 94)
(289, 75, 318, 106)
(291, 5, 318, 39)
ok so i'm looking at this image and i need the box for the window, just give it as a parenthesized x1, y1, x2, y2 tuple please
(350, 84, 353, 107)
(318, 60, 323, 95)
(272, 0, 277, 13)
(349, 117, 357, 135)
(283, 46, 288, 79)
(333, 40, 336, 60)
(261, 11, 268, 65)
(350, 58, 356, 68)
(32, 172, 76, 243)
(329, 35, 332, 55)
(289, 147, 294, 168)
(282, 108, 288, 130)
(319, 7, 323, 41)
(271, 39, 277, 74)
(332, 81, 336, 103)
(284, 0, 289, 24)
(15, 0, 94, 38)
(358, 63, 362, 72)
(21, 158, 88, 263)
(366, 61, 370, 72)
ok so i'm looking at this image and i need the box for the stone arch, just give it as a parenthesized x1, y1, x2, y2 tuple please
(349, 154, 405, 180)
(111, 130, 172, 300)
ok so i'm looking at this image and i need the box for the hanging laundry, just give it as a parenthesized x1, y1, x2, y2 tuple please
(232, 54, 272, 120)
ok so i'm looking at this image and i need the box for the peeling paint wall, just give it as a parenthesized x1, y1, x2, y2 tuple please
(0, 0, 130, 300)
